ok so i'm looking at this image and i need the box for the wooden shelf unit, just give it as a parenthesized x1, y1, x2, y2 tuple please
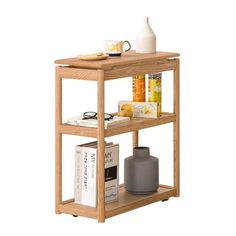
(55, 51, 180, 222)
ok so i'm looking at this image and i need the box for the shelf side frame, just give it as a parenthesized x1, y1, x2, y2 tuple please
(173, 59, 180, 196)
(55, 66, 63, 214)
(97, 69, 106, 222)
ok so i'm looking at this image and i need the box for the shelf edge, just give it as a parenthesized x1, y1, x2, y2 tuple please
(105, 113, 176, 137)
(59, 200, 97, 219)
(58, 124, 97, 138)
(58, 113, 176, 138)
(105, 185, 177, 219)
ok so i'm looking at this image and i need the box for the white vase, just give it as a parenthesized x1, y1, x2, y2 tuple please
(136, 17, 156, 53)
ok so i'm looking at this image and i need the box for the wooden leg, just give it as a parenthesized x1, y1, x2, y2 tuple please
(97, 70, 105, 222)
(173, 59, 180, 197)
(132, 131, 139, 149)
(55, 133, 62, 214)
(55, 67, 62, 213)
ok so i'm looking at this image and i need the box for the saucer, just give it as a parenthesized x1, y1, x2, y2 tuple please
(78, 53, 108, 61)
(106, 52, 122, 57)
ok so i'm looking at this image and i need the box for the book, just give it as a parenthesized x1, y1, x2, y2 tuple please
(74, 141, 97, 207)
(74, 142, 119, 207)
(67, 115, 130, 128)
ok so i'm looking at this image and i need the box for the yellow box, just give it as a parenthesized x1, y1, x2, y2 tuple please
(118, 101, 158, 118)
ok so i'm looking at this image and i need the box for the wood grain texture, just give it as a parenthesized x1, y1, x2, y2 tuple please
(105, 112, 176, 137)
(173, 59, 180, 197)
(55, 68, 62, 214)
(58, 184, 176, 219)
(55, 51, 180, 70)
(133, 131, 139, 148)
(58, 113, 175, 137)
(97, 70, 105, 222)
(104, 59, 177, 80)
(56, 66, 98, 81)
(59, 201, 97, 219)
(58, 124, 97, 138)
(105, 185, 176, 219)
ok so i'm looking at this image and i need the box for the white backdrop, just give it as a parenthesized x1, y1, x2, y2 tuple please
(0, 0, 236, 235)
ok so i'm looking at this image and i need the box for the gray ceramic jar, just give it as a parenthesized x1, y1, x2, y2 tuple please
(124, 147, 159, 194)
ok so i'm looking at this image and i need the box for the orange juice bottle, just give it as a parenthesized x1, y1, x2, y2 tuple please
(132, 75, 145, 102)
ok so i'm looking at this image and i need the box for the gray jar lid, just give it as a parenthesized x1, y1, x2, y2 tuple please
(133, 146, 150, 158)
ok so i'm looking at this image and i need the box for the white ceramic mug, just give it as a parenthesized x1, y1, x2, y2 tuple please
(104, 40, 131, 56)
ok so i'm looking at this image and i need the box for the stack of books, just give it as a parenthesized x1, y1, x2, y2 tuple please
(74, 141, 119, 207)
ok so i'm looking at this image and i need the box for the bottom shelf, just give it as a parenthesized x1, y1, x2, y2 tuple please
(58, 184, 177, 220)
(105, 184, 176, 218)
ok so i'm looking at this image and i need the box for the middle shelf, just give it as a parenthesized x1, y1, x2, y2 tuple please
(58, 112, 176, 138)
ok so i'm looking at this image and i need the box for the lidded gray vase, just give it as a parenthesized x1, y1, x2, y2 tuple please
(124, 147, 159, 194)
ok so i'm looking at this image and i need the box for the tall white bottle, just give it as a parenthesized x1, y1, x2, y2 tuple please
(136, 17, 156, 53)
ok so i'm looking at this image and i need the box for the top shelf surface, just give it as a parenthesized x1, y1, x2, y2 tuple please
(55, 50, 179, 70)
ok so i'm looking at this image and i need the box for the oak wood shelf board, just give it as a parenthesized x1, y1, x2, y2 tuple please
(59, 112, 176, 138)
(59, 184, 176, 219)
(55, 50, 179, 70)
(105, 185, 176, 218)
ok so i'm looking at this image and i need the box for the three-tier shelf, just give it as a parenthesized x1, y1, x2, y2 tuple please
(55, 50, 180, 222)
